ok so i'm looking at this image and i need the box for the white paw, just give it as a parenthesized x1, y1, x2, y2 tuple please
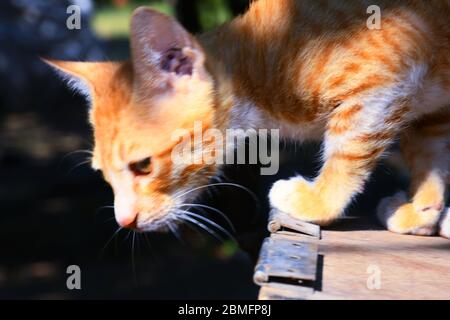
(376, 191, 408, 229)
(377, 191, 439, 235)
(439, 208, 450, 239)
(268, 177, 309, 213)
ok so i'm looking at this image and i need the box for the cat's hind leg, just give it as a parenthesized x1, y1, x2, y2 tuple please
(377, 109, 449, 236)
(270, 98, 410, 226)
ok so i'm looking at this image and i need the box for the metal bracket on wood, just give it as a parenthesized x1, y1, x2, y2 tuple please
(255, 209, 321, 300)
(268, 209, 321, 238)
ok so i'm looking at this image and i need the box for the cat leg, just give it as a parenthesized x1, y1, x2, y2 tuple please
(270, 99, 408, 226)
(377, 111, 449, 236)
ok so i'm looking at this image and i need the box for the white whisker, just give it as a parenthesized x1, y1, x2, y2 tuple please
(62, 149, 93, 160)
(95, 205, 114, 216)
(168, 221, 185, 245)
(183, 211, 237, 243)
(176, 212, 225, 243)
(131, 231, 137, 285)
(99, 227, 123, 259)
(173, 182, 259, 208)
(176, 203, 235, 233)
(67, 159, 92, 175)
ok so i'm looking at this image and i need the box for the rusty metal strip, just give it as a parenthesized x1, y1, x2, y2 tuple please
(254, 233, 318, 287)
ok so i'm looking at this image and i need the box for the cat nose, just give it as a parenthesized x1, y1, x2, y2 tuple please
(117, 214, 138, 229)
(113, 192, 138, 229)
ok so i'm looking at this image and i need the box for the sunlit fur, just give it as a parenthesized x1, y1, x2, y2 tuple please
(48, 0, 449, 236)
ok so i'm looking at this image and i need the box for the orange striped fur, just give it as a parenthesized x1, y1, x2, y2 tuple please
(47, 0, 449, 236)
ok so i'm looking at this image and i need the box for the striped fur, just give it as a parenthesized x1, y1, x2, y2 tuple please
(47, 0, 449, 235)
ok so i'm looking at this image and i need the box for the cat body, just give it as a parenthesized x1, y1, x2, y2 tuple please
(203, 0, 449, 132)
(47, 0, 450, 237)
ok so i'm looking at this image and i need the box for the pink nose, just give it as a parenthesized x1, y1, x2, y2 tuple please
(117, 214, 138, 229)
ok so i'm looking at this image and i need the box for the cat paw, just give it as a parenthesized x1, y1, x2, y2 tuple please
(412, 188, 445, 216)
(377, 191, 440, 236)
(269, 177, 338, 226)
(439, 208, 450, 239)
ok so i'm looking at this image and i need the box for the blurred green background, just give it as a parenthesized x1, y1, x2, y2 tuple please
(92, 0, 247, 39)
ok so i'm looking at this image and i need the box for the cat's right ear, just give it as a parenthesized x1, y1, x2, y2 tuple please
(42, 58, 122, 101)
(42, 59, 95, 100)
(129, 7, 209, 98)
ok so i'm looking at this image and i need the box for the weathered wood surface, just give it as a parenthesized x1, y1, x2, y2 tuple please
(257, 214, 450, 300)
(259, 282, 313, 300)
(308, 217, 450, 300)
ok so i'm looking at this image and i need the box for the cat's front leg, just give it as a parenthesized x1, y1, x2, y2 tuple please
(269, 175, 338, 226)
(269, 100, 409, 226)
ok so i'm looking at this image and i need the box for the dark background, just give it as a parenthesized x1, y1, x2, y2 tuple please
(0, 0, 405, 299)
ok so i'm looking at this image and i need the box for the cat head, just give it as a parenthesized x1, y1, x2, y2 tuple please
(46, 7, 223, 231)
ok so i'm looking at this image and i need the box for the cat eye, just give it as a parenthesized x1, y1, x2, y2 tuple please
(129, 157, 152, 176)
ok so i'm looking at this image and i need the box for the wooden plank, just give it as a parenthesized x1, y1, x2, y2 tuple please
(259, 283, 313, 300)
(309, 218, 450, 300)
(257, 214, 450, 300)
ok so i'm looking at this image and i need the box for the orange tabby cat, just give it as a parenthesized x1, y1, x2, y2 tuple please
(46, 0, 450, 237)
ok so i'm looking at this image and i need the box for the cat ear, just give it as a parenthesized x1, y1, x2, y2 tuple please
(42, 59, 122, 100)
(129, 7, 207, 96)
